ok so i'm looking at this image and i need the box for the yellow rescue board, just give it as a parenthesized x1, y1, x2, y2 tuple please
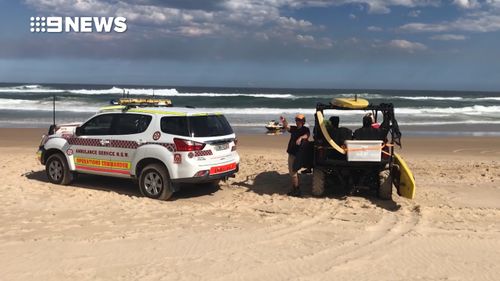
(333, 98, 369, 109)
(315, 111, 346, 154)
(394, 153, 416, 199)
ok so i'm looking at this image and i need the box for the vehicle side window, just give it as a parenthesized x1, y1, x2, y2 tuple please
(112, 114, 152, 135)
(80, 114, 114, 135)
(161, 117, 189, 136)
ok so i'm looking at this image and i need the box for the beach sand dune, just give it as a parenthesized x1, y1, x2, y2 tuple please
(0, 129, 499, 280)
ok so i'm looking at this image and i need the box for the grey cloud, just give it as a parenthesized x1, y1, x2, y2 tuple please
(118, 0, 228, 11)
(408, 9, 421, 17)
(282, 0, 439, 14)
(367, 25, 382, 31)
(400, 11, 500, 33)
(18, 0, 460, 62)
(430, 34, 467, 40)
(24, 0, 337, 50)
(453, 0, 480, 9)
(387, 39, 427, 53)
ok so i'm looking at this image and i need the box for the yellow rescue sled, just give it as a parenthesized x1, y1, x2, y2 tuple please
(394, 153, 416, 199)
(332, 97, 369, 109)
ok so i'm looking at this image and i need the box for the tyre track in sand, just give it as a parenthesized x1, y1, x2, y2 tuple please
(214, 198, 422, 280)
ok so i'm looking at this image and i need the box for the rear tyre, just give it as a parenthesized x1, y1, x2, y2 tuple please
(46, 153, 73, 185)
(312, 168, 326, 197)
(139, 164, 173, 200)
(391, 164, 401, 196)
(378, 169, 392, 200)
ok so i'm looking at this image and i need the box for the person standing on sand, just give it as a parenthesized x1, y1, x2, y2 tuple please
(280, 114, 310, 197)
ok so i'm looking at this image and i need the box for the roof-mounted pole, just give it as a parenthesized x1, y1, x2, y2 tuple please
(52, 95, 56, 126)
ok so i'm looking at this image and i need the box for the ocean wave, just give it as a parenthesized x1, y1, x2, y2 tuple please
(23, 85, 43, 89)
(2, 98, 500, 116)
(231, 120, 500, 127)
(197, 105, 500, 115)
(394, 96, 464, 101)
(477, 97, 500, 101)
(2, 85, 500, 103)
(69, 87, 297, 98)
(337, 93, 382, 98)
(0, 84, 66, 93)
(0, 99, 98, 112)
(0, 85, 296, 99)
(67, 87, 176, 96)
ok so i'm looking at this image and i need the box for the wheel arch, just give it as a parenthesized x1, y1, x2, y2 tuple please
(135, 158, 170, 179)
(43, 148, 64, 164)
(43, 138, 75, 170)
(131, 145, 173, 177)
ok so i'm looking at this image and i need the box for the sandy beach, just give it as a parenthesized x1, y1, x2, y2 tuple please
(0, 128, 499, 280)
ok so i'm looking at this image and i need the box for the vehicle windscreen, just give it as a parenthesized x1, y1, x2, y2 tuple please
(161, 115, 233, 137)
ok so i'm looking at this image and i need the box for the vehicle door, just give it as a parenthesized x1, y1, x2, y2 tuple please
(107, 113, 153, 176)
(71, 113, 115, 175)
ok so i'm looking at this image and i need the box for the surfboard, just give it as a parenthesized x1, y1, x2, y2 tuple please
(394, 153, 416, 199)
(332, 97, 369, 109)
(316, 111, 346, 154)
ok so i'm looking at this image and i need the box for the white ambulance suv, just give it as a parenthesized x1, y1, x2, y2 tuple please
(37, 99, 240, 200)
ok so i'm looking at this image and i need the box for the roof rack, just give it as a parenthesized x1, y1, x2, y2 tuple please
(111, 98, 173, 108)
(99, 98, 174, 113)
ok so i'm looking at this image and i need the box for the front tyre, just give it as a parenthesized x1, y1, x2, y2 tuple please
(378, 169, 393, 200)
(46, 153, 73, 185)
(312, 168, 326, 197)
(139, 164, 173, 200)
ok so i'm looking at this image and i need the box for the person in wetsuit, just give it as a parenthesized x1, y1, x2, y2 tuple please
(327, 116, 352, 160)
(353, 113, 390, 141)
(328, 116, 352, 146)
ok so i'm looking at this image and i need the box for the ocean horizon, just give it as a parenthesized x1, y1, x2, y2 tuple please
(1, 82, 499, 136)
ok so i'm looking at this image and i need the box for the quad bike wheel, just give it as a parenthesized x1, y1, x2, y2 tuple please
(378, 168, 392, 200)
(312, 168, 326, 197)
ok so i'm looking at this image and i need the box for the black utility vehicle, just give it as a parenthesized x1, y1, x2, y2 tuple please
(312, 98, 402, 200)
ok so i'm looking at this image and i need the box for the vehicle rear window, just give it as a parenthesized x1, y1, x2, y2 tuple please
(189, 115, 233, 137)
(161, 115, 233, 137)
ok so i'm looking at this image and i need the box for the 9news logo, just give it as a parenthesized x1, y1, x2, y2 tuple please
(30, 16, 127, 33)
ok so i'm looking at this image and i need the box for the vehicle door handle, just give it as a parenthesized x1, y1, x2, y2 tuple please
(136, 139, 147, 145)
(100, 139, 110, 146)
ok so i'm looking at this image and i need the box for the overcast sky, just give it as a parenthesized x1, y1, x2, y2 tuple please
(0, 0, 499, 90)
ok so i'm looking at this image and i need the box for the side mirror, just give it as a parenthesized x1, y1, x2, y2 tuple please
(75, 127, 83, 136)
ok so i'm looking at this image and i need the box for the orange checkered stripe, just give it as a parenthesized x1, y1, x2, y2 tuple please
(68, 138, 102, 146)
(194, 150, 213, 157)
(67, 137, 176, 151)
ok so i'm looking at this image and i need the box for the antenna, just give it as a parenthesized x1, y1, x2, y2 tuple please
(48, 95, 57, 135)
(52, 95, 56, 126)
